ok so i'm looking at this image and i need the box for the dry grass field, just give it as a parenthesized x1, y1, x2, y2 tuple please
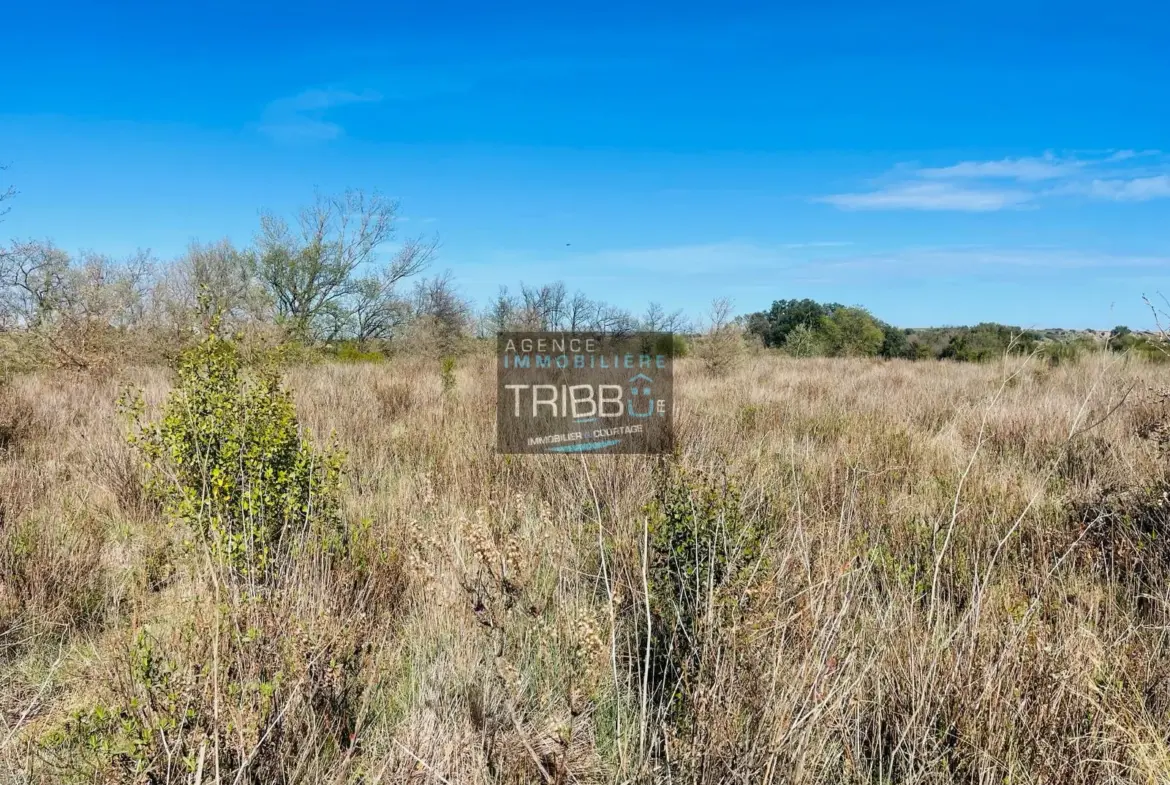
(2, 350, 1169, 783)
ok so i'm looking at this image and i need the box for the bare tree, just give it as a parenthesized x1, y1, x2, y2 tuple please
(590, 301, 635, 335)
(157, 239, 263, 327)
(412, 271, 470, 332)
(255, 189, 426, 340)
(481, 280, 644, 336)
(0, 240, 153, 368)
(695, 297, 744, 375)
(519, 281, 568, 330)
(405, 271, 473, 355)
(344, 236, 436, 342)
(346, 275, 407, 342)
(0, 239, 71, 329)
(641, 301, 688, 333)
(0, 162, 15, 223)
(708, 297, 735, 332)
(482, 286, 520, 336)
(566, 290, 594, 332)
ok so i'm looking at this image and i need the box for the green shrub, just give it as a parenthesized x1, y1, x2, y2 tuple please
(940, 323, 1040, 362)
(121, 324, 344, 582)
(1134, 337, 1170, 363)
(644, 464, 763, 723)
(1108, 325, 1133, 351)
(440, 355, 457, 394)
(782, 322, 822, 357)
(1039, 340, 1084, 366)
(656, 332, 689, 358)
(911, 341, 936, 360)
(334, 341, 384, 364)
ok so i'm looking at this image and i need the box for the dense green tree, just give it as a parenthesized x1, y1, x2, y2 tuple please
(940, 323, 1040, 362)
(911, 341, 934, 360)
(746, 298, 842, 348)
(819, 307, 885, 357)
(1109, 325, 1133, 351)
(879, 323, 915, 359)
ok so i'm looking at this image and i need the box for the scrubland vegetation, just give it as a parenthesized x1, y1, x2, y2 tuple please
(1, 189, 1163, 378)
(3, 188, 1170, 782)
(1, 328, 1169, 782)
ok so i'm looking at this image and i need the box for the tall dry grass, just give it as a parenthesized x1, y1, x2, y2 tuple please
(1, 351, 1168, 783)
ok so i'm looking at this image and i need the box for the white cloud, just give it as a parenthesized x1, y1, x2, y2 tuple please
(258, 87, 382, 143)
(917, 154, 1079, 182)
(820, 247, 1170, 273)
(1080, 175, 1170, 202)
(258, 118, 345, 142)
(465, 242, 1168, 292)
(818, 183, 1034, 212)
(269, 88, 381, 113)
(819, 150, 1170, 211)
(560, 241, 795, 276)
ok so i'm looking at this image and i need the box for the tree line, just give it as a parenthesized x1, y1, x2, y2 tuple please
(1, 181, 1163, 372)
(743, 298, 1167, 363)
(0, 189, 705, 371)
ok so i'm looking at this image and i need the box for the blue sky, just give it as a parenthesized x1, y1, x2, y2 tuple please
(2, 0, 1167, 329)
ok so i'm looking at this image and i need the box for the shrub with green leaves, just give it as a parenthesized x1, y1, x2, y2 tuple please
(1039, 339, 1086, 366)
(783, 322, 822, 357)
(440, 354, 457, 394)
(121, 325, 344, 581)
(334, 340, 385, 363)
(643, 464, 763, 723)
(939, 323, 1040, 362)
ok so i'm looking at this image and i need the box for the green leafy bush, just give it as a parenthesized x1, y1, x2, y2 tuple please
(939, 323, 1040, 362)
(819, 306, 885, 357)
(334, 341, 385, 363)
(782, 323, 822, 357)
(122, 324, 344, 581)
(1039, 339, 1088, 366)
(440, 354, 457, 394)
(644, 464, 763, 723)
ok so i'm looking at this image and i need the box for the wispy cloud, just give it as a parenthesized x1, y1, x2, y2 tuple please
(818, 183, 1034, 212)
(463, 241, 1168, 292)
(1076, 175, 1170, 202)
(258, 87, 382, 143)
(781, 241, 854, 249)
(816, 246, 1170, 274)
(820, 150, 1169, 211)
(916, 153, 1080, 182)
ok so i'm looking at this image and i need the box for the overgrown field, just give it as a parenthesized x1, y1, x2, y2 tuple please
(2, 349, 1169, 783)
